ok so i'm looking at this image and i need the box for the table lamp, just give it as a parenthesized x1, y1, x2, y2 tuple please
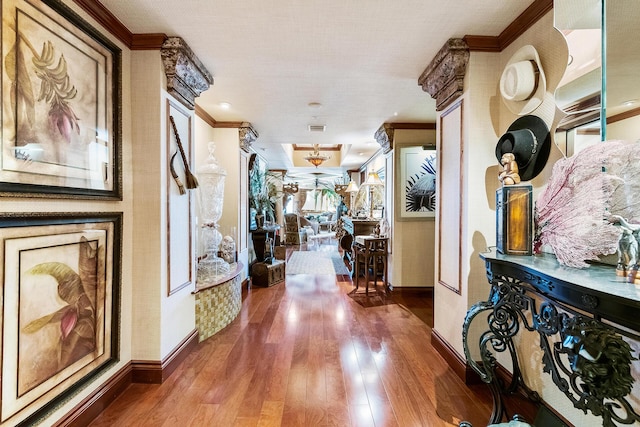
(345, 179, 359, 214)
(363, 172, 383, 219)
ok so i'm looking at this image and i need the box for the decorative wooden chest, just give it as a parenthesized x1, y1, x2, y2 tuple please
(274, 246, 286, 260)
(251, 260, 286, 287)
(496, 184, 533, 255)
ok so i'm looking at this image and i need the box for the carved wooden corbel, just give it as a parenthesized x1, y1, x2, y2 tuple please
(161, 37, 214, 110)
(374, 124, 394, 154)
(418, 38, 469, 111)
(239, 122, 259, 153)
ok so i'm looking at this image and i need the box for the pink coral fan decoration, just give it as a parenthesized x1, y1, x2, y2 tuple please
(535, 140, 640, 268)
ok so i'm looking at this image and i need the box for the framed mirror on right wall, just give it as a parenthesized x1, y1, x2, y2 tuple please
(554, 0, 640, 157)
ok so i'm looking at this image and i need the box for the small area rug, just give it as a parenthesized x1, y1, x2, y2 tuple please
(287, 250, 350, 275)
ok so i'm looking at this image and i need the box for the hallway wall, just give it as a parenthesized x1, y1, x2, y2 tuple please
(390, 129, 436, 288)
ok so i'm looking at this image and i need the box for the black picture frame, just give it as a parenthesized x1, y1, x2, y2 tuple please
(0, 212, 121, 426)
(0, 0, 122, 199)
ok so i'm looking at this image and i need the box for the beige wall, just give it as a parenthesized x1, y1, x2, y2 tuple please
(608, 114, 640, 141)
(128, 50, 197, 361)
(390, 129, 436, 287)
(432, 11, 639, 426)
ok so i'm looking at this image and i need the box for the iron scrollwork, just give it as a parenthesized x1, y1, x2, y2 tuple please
(463, 270, 639, 426)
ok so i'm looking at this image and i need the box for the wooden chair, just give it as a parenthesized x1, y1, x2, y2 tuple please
(283, 213, 306, 245)
(353, 237, 388, 294)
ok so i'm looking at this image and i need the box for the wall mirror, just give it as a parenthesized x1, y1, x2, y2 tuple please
(553, 0, 602, 156)
(554, 0, 640, 156)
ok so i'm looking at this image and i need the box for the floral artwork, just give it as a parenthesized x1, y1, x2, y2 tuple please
(27, 40, 80, 147)
(535, 140, 640, 268)
(19, 237, 98, 395)
(0, 213, 120, 425)
(1, 0, 120, 198)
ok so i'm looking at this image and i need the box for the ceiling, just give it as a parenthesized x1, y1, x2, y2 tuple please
(101, 0, 535, 185)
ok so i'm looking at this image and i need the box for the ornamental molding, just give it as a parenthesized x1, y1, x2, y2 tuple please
(374, 124, 394, 154)
(161, 37, 214, 110)
(418, 38, 469, 111)
(239, 123, 259, 152)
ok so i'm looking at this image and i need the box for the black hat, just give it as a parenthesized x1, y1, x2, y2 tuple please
(495, 115, 551, 182)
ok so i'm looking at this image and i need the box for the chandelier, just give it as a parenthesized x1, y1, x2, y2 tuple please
(304, 144, 330, 167)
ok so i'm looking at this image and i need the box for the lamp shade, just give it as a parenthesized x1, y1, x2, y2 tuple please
(364, 172, 383, 186)
(345, 180, 359, 192)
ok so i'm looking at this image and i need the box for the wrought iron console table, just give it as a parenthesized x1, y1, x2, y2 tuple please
(462, 249, 640, 426)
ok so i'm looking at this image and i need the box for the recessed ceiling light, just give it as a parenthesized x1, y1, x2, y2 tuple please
(359, 152, 364, 156)
(393, 112, 398, 116)
(219, 102, 231, 110)
(622, 99, 638, 107)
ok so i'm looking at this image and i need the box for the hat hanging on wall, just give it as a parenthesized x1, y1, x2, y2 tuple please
(500, 45, 546, 116)
(495, 115, 551, 182)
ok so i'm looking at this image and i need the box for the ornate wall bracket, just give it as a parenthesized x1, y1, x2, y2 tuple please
(463, 251, 640, 426)
(374, 124, 394, 154)
(418, 38, 469, 111)
(239, 122, 259, 153)
(161, 37, 214, 110)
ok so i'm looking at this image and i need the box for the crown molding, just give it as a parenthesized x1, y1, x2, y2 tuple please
(73, 0, 552, 55)
(195, 104, 217, 128)
(390, 123, 436, 130)
(72, 0, 132, 46)
(131, 33, 167, 50)
(464, 0, 553, 52)
(608, 107, 640, 125)
(213, 122, 246, 128)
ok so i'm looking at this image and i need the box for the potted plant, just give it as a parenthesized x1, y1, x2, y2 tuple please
(249, 157, 281, 228)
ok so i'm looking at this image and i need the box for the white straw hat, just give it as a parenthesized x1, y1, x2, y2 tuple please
(500, 45, 546, 116)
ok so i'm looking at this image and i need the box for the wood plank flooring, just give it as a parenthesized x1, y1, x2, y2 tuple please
(89, 242, 492, 426)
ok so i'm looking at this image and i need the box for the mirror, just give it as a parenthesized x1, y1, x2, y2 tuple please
(554, 0, 602, 156)
(603, 0, 640, 141)
(554, 0, 640, 156)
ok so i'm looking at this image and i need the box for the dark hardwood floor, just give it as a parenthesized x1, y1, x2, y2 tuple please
(89, 241, 492, 426)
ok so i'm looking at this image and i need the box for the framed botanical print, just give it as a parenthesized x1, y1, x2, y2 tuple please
(1, 0, 122, 199)
(0, 212, 121, 425)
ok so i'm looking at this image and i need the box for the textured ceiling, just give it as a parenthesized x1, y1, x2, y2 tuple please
(101, 0, 535, 178)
